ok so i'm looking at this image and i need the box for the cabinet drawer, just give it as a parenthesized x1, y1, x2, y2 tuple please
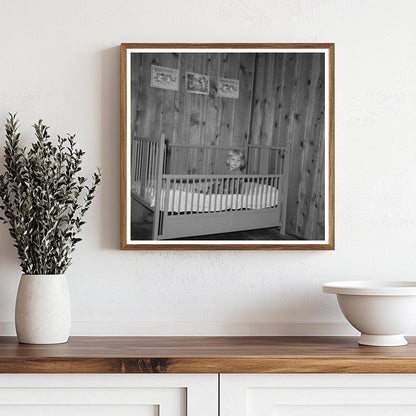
(0, 374, 217, 416)
(221, 374, 416, 416)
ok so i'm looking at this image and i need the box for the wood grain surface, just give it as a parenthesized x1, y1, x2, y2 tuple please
(0, 336, 415, 374)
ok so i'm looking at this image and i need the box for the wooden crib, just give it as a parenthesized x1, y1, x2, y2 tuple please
(131, 134, 290, 240)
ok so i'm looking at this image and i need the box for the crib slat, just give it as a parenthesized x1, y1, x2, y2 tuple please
(214, 178, 218, 212)
(145, 142, 150, 191)
(208, 178, 212, 212)
(142, 141, 146, 192)
(138, 141, 143, 187)
(141, 140, 145, 196)
(197, 180, 201, 213)
(190, 178, 196, 214)
(201, 179, 206, 212)
(223, 178, 228, 211)
(229, 178, 233, 211)
(250, 177, 255, 209)
(178, 177, 183, 215)
(219, 178, 223, 211)
(171, 178, 176, 214)
(148, 142, 152, 187)
(273, 177, 277, 207)
(148, 142, 152, 189)
(150, 142, 154, 189)
(264, 176, 268, 208)
(233, 178, 238, 211)
(244, 177, 249, 210)
(225, 179, 230, 211)
(276, 177, 280, 207)
(202, 178, 207, 212)
(265, 176, 268, 207)
(273, 176, 277, 207)
(131, 139, 137, 182)
(274, 178, 280, 206)
(148, 141, 152, 191)
(243, 177, 249, 210)
(135, 140, 140, 189)
(260, 176, 264, 208)
(131, 140, 136, 183)
(185, 178, 189, 213)
(256, 177, 261, 209)
(153, 142, 157, 185)
(164, 179, 170, 214)
(269, 177, 273, 207)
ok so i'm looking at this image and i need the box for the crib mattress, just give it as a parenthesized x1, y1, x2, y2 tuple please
(132, 181, 278, 213)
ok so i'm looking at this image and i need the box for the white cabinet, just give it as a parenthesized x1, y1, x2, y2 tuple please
(220, 374, 416, 416)
(4, 373, 416, 416)
(0, 374, 218, 416)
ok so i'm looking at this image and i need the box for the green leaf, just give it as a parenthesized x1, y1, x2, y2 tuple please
(0, 114, 101, 274)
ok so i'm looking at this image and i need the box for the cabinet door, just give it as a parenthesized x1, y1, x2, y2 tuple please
(221, 374, 416, 416)
(0, 374, 217, 416)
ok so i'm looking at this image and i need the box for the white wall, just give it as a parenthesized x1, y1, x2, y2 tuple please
(0, 0, 415, 336)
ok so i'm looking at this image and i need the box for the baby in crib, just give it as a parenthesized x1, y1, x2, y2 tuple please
(227, 149, 245, 175)
(225, 149, 246, 193)
(204, 149, 246, 194)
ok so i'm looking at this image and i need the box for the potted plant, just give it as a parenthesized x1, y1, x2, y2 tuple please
(0, 114, 101, 344)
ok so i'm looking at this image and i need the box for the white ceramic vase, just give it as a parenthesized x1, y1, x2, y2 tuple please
(15, 274, 71, 344)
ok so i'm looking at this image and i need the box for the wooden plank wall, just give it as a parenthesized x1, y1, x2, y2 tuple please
(131, 52, 255, 175)
(131, 52, 325, 240)
(249, 53, 325, 240)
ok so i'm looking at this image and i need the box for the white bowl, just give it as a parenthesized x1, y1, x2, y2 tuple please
(323, 281, 416, 346)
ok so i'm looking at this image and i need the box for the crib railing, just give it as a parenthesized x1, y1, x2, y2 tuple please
(247, 144, 287, 175)
(132, 137, 288, 198)
(165, 143, 246, 175)
(159, 174, 282, 215)
(165, 142, 287, 176)
(131, 136, 164, 207)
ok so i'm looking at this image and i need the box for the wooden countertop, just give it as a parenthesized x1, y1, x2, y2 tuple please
(1, 336, 416, 373)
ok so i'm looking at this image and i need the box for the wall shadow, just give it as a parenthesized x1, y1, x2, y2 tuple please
(99, 46, 121, 250)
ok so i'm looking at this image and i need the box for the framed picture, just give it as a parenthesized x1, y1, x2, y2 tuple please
(121, 43, 334, 250)
(185, 71, 210, 95)
(150, 65, 179, 91)
(217, 77, 239, 99)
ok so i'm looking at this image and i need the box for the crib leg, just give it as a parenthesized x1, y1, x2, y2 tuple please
(152, 218, 158, 240)
(279, 195, 288, 236)
(152, 211, 163, 240)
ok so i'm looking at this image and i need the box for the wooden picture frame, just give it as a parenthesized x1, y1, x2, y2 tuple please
(121, 43, 334, 250)
(150, 65, 179, 91)
(217, 77, 240, 99)
(185, 71, 210, 95)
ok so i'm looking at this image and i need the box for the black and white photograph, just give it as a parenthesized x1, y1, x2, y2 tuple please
(185, 71, 210, 95)
(150, 64, 179, 91)
(121, 44, 334, 249)
(217, 77, 240, 99)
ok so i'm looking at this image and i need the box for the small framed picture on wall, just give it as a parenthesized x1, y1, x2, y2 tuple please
(121, 43, 334, 250)
(150, 65, 179, 91)
(185, 71, 210, 95)
(217, 77, 239, 99)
